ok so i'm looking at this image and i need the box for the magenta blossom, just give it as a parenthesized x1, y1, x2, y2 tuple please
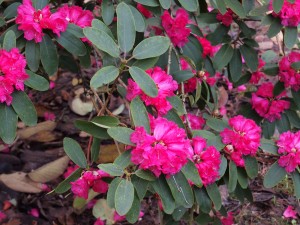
(283, 205, 298, 219)
(216, 9, 234, 27)
(270, 0, 300, 27)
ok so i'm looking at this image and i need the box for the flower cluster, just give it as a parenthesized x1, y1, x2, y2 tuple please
(16, 0, 93, 43)
(197, 36, 216, 58)
(216, 9, 234, 27)
(251, 82, 290, 122)
(277, 131, 300, 173)
(279, 51, 300, 91)
(71, 170, 110, 199)
(270, 0, 300, 27)
(161, 8, 191, 47)
(191, 137, 221, 186)
(130, 117, 192, 177)
(250, 59, 266, 84)
(187, 113, 206, 130)
(0, 48, 29, 105)
(221, 115, 261, 167)
(126, 67, 178, 115)
(137, 3, 153, 18)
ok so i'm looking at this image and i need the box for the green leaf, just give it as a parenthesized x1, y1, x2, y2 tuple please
(98, 163, 124, 176)
(286, 110, 300, 128)
(107, 177, 122, 208)
(291, 61, 300, 70)
(164, 109, 185, 128)
(134, 0, 159, 7)
(276, 113, 290, 133)
(263, 161, 287, 188)
(115, 179, 135, 216)
(181, 160, 203, 187)
(260, 139, 278, 155)
(273, 81, 285, 96)
(152, 176, 175, 214)
(90, 66, 119, 89)
(126, 195, 141, 223)
(197, 13, 219, 24)
(133, 36, 170, 59)
(239, 44, 258, 71)
(228, 161, 238, 193)
(215, 0, 227, 14)
(229, 49, 242, 82)
(273, 0, 284, 13)
(130, 97, 150, 133)
(67, 24, 84, 38)
(178, 0, 199, 12)
(218, 156, 228, 180)
(159, 0, 171, 9)
(132, 57, 159, 70)
(24, 70, 49, 91)
(284, 26, 298, 49)
(54, 168, 82, 194)
(213, 44, 234, 71)
(224, 0, 246, 18)
(262, 119, 275, 139)
(75, 120, 110, 139)
(194, 187, 212, 213)
(244, 156, 258, 179)
(11, 92, 37, 126)
(40, 34, 58, 76)
(3, 2, 21, 19)
(237, 168, 248, 189)
(3, 30, 16, 51)
(172, 206, 187, 221)
(166, 171, 194, 208)
(129, 5, 146, 32)
(131, 175, 149, 200)
(63, 137, 87, 168)
(102, 0, 115, 25)
(135, 169, 156, 181)
(56, 30, 86, 56)
(171, 70, 194, 83)
(249, 4, 269, 16)
(129, 66, 158, 97)
(25, 41, 40, 72)
(292, 90, 300, 109)
(91, 138, 101, 163)
(291, 172, 300, 199)
(267, 17, 283, 38)
(114, 150, 131, 169)
(83, 27, 119, 58)
(32, 0, 48, 10)
(107, 127, 134, 145)
(167, 96, 186, 116)
(117, 2, 136, 53)
(92, 19, 114, 38)
(0, 105, 17, 144)
(206, 183, 222, 210)
(206, 117, 228, 132)
(243, 0, 255, 13)
(91, 116, 120, 129)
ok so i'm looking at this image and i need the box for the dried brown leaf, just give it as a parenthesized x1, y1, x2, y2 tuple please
(18, 121, 57, 139)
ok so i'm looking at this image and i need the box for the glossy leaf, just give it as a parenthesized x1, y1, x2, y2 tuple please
(129, 5, 146, 32)
(63, 138, 87, 168)
(90, 66, 119, 89)
(273, 0, 284, 13)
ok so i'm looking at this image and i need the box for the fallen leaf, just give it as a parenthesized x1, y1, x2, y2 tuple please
(18, 121, 57, 139)
(28, 131, 58, 142)
(97, 144, 125, 163)
(92, 199, 115, 225)
(28, 156, 69, 183)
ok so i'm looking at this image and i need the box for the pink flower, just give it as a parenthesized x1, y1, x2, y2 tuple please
(283, 205, 298, 219)
(220, 115, 261, 167)
(250, 59, 266, 84)
(114, 211, 144, 222)
(29, 208, 39, 218)
(130, 117, 192, 177)
(0, 48, 29, 105)
(63, 164, 79, 178)
(49, 81, 56, 89)
(137, 4, 153, 18)
(0, 211, 6, 223)
(279, 51, 300, 91)
(187, 114, 205, 130)
(94, 218, 105, 225)
(237, 85, 247, 92)
(197, 37, 216, 58)
(71, 178, 89, 199)
(92, 179, 109, 194)
(192, 137, 221, 186)
(216, 9, 234, 27)
(220, 212, 234, 225)
(270, 0, 300, 27)
(251, 82, 290, 122)
(277, 131, 300, 173)
(44, 112, 56, 121)
(126, 67, 178, 115)
(161, 8, 191, 47)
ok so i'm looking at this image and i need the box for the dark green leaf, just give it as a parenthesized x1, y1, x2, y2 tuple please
(90, 66, 119, 89)
(273, 0, 284, 13)
(134, 0, 159, 7)
(11, 91, 37, 126)
(263, 64, 279, 76)
(83, 27, 119, 58)
(228, 161, 238, 192)
(194, 187, 212, 213)
(32, 0, 48, 10)
(133, 36, 170, 59)
(262, 119, 275, 139)
(75, 120, 110, 139)
(63, 138, 87, 168)
(159, 0, 171, 9)
(131, 175, 149, 200)
(181, 160, 202, 187)
(237, 168, 248, 189)
(3, 2, 21, 19)
(215, 0, 227, 14)
(102, 0, 115, 25)
(107, 177, 122, 208)
(56, 30, 86, 56)
(126, 195, 141, 223)
(167, 96, 186, 116)
(291, 172, 300, 199)
(132, 57, 159, 70)
(197, 13, 219, 24)
(0, 105, 17, 144)
(292, 90, 300, 109)
(243, 0, 255, 13)
(249, 4, 269, 16)
(276, 113, 290, 133)
(164, 109, 185, 128)
(218, 156, 228, 180)
(114, 150, 131, 169)
(107, 127, 134, 145)
(206, 183, 222, 210)
(206, 117, 228, 132)
(224, 0, 246, 18)
(25, 41, 40, 72)
(286, 110, 300, 128)
(129, 5, 146, 32)
(267, 17, 283, 38)
(91, 138, 101, 163)
(171, 70, 194, 83)
(129, 66, 158, 97)
(263, 161, 287, 188)
(91, 116, 119, 129)
(67, 24, 84, 38)
(239, 44, 258, 71)
(244, 156, 258, 179)
(98, 163, 124, 176)
(284, 26, 298, 49)
(115, 179, 135, 215)
(3, 30, 16, 51)
(24, 70, 49, 91)
(130, 97, 150, 133)
(260, 138, 278, 155)
(178, 0, 199, 12)
(135, 169, 157, 182)
(229, 49, 242, 82)
(273, 81, 285, 96)
(54, 168, 82, 193)
(116, 2, 136, 53)
(213, 44, 234, 70)
(40, 34, 58, 76)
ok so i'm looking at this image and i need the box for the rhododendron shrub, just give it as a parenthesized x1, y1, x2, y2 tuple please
(0, 0, 300, 224)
